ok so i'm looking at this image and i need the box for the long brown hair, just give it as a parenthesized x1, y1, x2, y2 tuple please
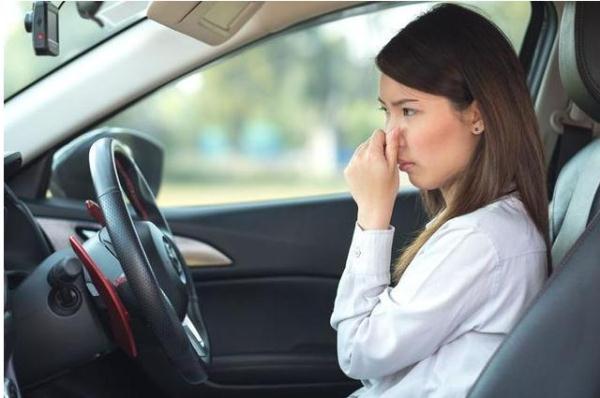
(376, 4, 550, 284)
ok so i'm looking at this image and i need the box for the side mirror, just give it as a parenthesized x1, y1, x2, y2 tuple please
(49, 127, 164, 200)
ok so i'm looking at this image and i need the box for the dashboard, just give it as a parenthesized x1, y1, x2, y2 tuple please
(4, 152, 42, 398)
(5, 153, 54, 290)
(4, 152, 114, 396)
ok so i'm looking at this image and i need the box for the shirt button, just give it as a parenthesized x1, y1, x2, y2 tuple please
(353, 247, 361, 258)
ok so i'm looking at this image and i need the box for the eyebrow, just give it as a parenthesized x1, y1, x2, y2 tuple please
(378, 97, 419, 106)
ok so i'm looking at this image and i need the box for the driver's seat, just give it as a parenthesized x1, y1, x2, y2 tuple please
(468, 2, 600, 397)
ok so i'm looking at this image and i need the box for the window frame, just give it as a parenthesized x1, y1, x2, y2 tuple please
(17, 1, 553, 203)
(4, 11, 148, 103)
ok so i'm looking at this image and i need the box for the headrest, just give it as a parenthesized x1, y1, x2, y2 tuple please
(559, 2, 600, 121)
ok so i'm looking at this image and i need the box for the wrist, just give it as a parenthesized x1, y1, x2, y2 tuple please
(357, 210, 391, 230)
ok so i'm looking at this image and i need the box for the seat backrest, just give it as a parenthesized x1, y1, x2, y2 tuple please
(550, 139, 600, 266)
(468, 3, 600, 397)
(549, 0, 600, 267)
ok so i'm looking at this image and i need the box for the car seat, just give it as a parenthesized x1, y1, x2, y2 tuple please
(468, 2, 600, 397)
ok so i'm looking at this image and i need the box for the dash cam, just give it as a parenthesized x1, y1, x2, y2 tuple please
(24, 1, 59, 56)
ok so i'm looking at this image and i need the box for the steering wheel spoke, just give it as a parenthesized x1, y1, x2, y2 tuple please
(182, 314, 209, 359)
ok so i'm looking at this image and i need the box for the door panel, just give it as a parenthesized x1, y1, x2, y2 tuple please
(163, 190, 427, 396)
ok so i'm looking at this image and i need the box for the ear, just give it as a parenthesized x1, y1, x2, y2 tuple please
(468, 100, 485, 135)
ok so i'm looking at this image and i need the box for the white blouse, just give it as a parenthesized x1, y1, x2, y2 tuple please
(330, 193, 547, 397)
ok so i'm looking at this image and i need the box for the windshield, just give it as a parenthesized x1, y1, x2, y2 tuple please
(3, 1, 148, 100)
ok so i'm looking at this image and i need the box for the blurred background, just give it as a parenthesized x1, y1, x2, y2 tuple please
(4, 1, 531, 206)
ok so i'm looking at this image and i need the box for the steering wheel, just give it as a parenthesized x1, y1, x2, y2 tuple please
(88, 137, 210, 384)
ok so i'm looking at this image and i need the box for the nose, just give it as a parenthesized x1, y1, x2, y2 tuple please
(385, 116, 405, 135)
(386, 125, 406, 148)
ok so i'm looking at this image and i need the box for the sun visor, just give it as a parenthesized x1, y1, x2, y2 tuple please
(147, 1, 264, 46)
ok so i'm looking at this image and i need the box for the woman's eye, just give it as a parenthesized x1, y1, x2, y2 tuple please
(378, 106, 389, 114)
(403, 108, 417, 117)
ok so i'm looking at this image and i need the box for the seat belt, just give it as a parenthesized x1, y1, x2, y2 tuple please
(551, 137, 600, 267)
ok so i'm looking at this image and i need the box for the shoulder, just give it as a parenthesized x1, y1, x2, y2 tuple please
(397, 217, 499, 305)
(440, 194, 546, 261)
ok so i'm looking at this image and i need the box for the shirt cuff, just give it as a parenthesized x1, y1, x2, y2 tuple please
(347, 222, 395, 276)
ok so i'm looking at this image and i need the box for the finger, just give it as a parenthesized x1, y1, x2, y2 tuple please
(354, 140, 368, 158)
(346, 140, 368, 176)
(367, 129, 386, 156)
(385, 127, 400, 166)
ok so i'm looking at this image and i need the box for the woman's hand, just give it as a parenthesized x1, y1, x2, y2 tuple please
(344, 128, 401, 230)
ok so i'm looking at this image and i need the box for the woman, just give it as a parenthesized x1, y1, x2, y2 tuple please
(330, 4, 550, 397)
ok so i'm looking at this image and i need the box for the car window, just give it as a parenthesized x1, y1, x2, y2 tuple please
(60, 2, 531, 206)
(4, 1, 148, 99)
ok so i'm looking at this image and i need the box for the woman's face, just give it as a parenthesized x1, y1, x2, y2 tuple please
(378, 73, 482, 198)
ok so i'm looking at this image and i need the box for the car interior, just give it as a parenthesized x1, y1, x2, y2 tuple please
(3, 1, 600, 398)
